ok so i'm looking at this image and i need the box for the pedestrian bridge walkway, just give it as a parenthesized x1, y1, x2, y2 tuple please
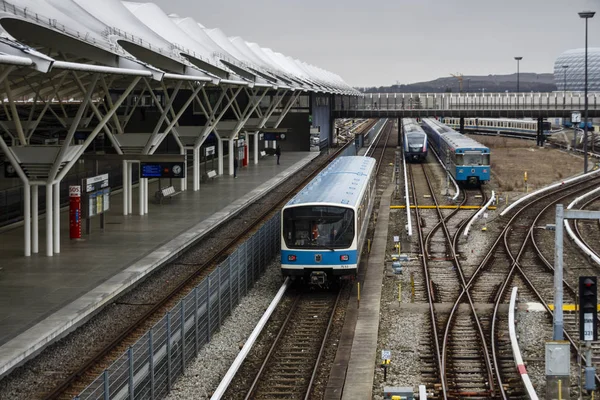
(334, 92, 600, 118)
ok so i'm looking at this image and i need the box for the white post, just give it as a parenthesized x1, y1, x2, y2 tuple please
(46, 184, 53, 257)
(181, 148, 187, 191)
(254, 133, 259, 164)
(31, 184, 38, 254)
(228, 139, 235, 176)
(127, 162, 133, 214)
(139, 167, 144, 216)
(24, 183, 31, 257)
(123, 160, 129, 215)
(217, 137, 224, 175)
(144, 178, 149, 215)
(193, 147, 200, 191)
(53, 182, 60, 253)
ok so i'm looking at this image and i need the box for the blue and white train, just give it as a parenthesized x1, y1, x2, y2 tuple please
(421, 118, 490, 186)
(403, 118, 428, 162)
(281, 156, 376, 285)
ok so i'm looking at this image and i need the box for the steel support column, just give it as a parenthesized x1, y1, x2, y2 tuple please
(127, 162, 133, 214)
(228, 139, 235, 176)
(24, 184, 31, 257)
(45, 184, 53, 257)
(254, 132, 259, 165)
(32, 184, 38, 254)
(123, 160, 129, 215)
(53, 182, 60, 253)
(139, 172, 145, 216)
(217, 136, 224, 176)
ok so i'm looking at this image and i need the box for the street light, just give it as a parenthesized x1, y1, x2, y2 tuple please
(514, 57, 523, 92)
(579, 10, 595, 173)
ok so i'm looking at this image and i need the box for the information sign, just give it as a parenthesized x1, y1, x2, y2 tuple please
(584, 313, 594, 341)
(84, 174, 109, 193)
(393, 236, 400, 243)
(140, 162, 185, 179)
(205, 146, 216, 156)
(381, 350, 391, 360)
(263, 132, 287, 141)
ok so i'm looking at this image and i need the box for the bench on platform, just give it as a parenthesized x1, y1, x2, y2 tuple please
(155, 186, 181, 204)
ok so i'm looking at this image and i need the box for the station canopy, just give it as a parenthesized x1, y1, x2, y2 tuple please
(0, 0, 358, 96)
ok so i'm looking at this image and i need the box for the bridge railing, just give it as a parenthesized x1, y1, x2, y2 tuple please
(335, 92, 600, 112)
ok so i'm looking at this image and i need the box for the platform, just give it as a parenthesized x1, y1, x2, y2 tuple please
(325, 183, 394, 400)
(0, 151, 318, 377)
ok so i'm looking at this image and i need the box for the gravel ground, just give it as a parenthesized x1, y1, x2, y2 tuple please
(514, 309, 570, 397)
(165, 258, 284, 400)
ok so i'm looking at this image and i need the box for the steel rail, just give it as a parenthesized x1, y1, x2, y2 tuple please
(420, 170, 496, 398)
(570, 190, 600, 264)
(407, 163, 447, 399)
(48, 133, 363, 400)
(489, 177, 600, 395)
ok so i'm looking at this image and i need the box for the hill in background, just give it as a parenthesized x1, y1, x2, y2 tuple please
(360, 73, 557, 93)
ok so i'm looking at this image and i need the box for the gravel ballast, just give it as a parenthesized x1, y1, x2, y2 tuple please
(165, 259, 283, 400)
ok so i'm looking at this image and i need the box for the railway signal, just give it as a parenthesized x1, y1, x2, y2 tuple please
(579, 276, 597, 341)
(579, 276, 597, 391)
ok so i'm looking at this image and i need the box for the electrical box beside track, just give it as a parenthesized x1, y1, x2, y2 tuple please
(383, 387, 414, 400)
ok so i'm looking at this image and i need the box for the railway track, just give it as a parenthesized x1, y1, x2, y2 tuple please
(243, 289, 341, 400)
(217, 120, 396, 399)
(481, 175, 600, 398)
(44, 124, 382, 399)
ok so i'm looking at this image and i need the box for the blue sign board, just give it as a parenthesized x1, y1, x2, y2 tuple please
(140, 162, 186, 178)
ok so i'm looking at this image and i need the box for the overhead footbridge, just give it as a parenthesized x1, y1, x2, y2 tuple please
(334, 92, 600, 118)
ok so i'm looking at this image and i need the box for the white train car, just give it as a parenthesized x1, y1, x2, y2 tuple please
(442, 117, 552, 138)
(281, 156, 376, 285)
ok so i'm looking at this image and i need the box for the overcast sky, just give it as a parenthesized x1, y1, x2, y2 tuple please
(152, 0, 599, 87)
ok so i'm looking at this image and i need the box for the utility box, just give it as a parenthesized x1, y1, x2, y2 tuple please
(545, 341, 570, 400)
(383, 387, 414, 400)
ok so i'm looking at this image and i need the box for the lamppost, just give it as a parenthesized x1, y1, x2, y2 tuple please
(514, 56, 523, 92)
(579, 10, 595, 173)
(562, 65, 569, 110)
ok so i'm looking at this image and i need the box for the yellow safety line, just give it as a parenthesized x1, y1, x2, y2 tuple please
(547, 304, 600, 311)
(390, 205, 497, 210)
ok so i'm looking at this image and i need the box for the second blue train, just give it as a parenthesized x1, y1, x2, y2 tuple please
(421, 118, 490, 186)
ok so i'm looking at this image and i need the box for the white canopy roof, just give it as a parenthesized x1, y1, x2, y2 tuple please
(0, 0, 358, 94)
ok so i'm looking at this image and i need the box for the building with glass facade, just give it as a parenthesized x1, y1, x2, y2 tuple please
(554, 48, 600, 92)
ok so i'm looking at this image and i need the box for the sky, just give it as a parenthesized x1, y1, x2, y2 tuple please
(152, 0, 600, 87)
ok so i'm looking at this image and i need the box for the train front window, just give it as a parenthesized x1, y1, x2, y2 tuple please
(407, 134, 423, 146)
(283, 206, 355, 249)
(457, 152, 490, 166)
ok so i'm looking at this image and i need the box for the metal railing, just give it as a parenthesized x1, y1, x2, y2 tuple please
(335, 92, 600, 112)
(75, 213, 281, 400)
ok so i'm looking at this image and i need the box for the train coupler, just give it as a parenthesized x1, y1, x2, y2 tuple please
(310, 271, 328, 285)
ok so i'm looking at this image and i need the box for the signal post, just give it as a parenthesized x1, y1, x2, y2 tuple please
(549, 205, 600, 399)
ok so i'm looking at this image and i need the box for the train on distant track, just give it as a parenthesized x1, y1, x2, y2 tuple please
(402, 118, 428, 162)
(421, 118, 490, 186)
(281, 156, 376, 285)
(442, 117, 552, 137)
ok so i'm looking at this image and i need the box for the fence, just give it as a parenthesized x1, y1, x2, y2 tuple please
(75, 214, 281, 400)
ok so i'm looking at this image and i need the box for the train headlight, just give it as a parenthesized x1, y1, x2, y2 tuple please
(340, 254, 349, 262)
(288, 255, 297, 262)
